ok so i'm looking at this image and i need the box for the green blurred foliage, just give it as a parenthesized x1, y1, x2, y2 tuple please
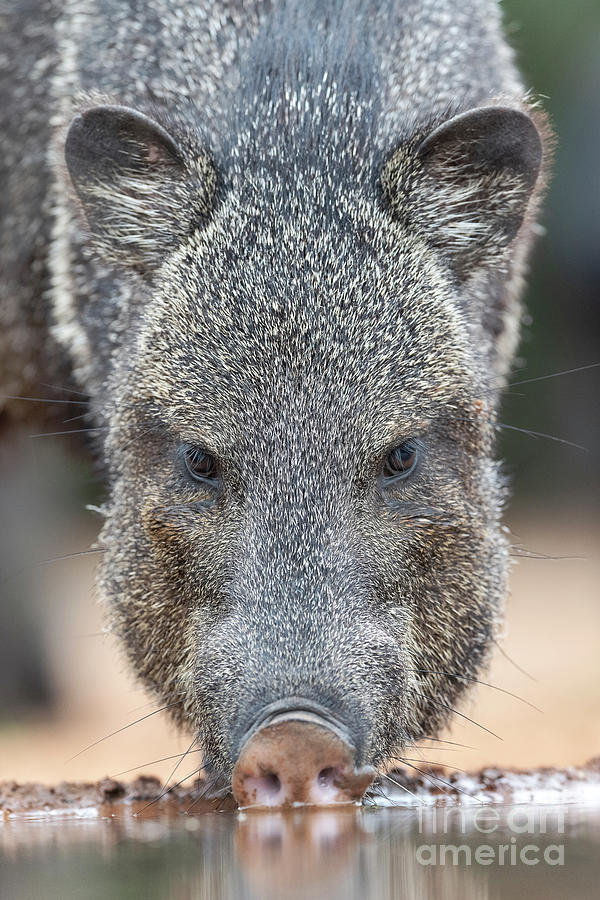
(499, 0, 600, 503)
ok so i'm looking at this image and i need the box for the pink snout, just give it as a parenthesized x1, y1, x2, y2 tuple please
(232, 715, 375, 808)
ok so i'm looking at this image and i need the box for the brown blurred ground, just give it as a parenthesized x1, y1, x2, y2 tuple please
(0, 506, 597, 785)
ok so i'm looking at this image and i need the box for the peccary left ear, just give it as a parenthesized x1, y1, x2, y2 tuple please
(65, 105, 216, 273)
(383, 106, 543, 275)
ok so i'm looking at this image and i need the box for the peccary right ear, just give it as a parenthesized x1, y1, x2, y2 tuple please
(65, 105, 216, 272)
(383, 106, 543, 276)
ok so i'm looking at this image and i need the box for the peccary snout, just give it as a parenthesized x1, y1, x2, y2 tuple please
(232, 706, 375, 808)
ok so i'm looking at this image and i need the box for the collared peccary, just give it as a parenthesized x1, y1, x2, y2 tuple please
(0, 0, 548, 806)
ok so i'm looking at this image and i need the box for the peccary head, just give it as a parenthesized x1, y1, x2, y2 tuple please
(65, 81, 543, 803)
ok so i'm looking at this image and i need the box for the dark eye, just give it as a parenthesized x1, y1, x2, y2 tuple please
(183, 446, 218, 482)
(383, 440, 419, 481)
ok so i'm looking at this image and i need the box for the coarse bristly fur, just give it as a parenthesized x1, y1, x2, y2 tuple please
(1, 0, 550, 789)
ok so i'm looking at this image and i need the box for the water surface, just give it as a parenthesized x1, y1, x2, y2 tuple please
(2, 799, 599, 899)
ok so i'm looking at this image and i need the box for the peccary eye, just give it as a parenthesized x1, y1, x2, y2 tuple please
(383, 440, 419, 481)
(183, 446, 218, 482)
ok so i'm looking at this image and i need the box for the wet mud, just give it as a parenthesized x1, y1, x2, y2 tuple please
(2, 758, 599, 816)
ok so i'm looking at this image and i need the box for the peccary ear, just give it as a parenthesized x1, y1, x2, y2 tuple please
(384, 106, 543, 276)
(65, 105, 215, 272)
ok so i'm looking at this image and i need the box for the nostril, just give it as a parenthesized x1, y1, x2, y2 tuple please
(318, 767, 336, 789)
(239, 771, 283, 806)
(261, 772, 281, 797)
(314, 765, 343, 803)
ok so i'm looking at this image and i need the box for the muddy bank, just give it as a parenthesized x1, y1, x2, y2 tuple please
(2, 758, 599, 816)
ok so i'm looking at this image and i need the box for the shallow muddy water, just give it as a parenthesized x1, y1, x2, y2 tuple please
(2, 799, 599, 900)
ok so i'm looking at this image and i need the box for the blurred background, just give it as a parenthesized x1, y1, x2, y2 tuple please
(0, 0, 598, 784)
